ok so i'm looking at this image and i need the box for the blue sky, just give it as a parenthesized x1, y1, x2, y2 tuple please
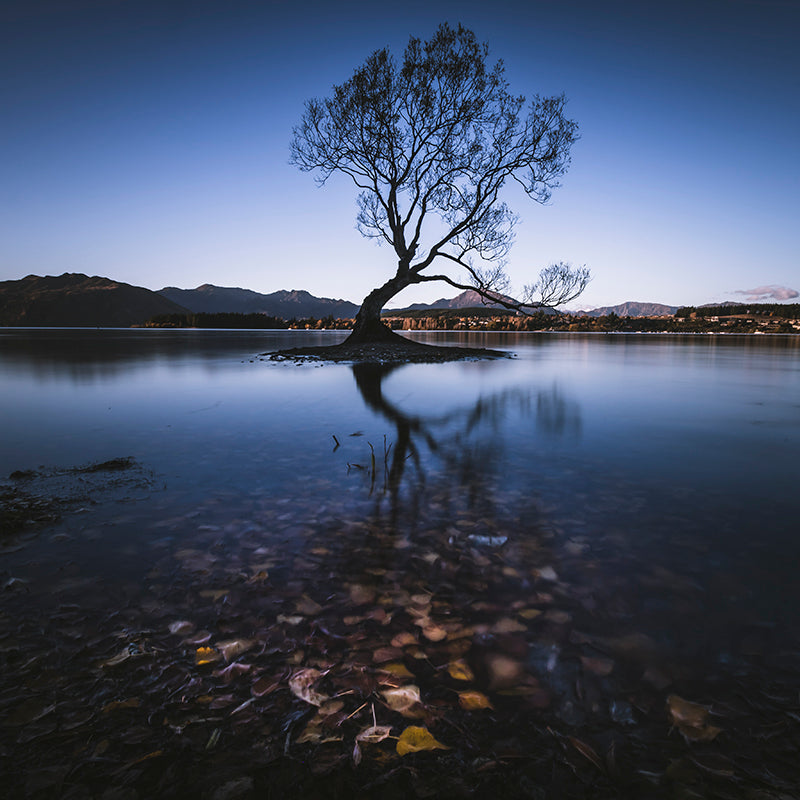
(1, 0, 797, 309)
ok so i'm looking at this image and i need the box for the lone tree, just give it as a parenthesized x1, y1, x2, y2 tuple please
(291, 23, 589, 345)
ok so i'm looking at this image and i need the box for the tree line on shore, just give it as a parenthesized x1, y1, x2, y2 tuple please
(676, 303, 800, 319)
(146, 305, 800, 334)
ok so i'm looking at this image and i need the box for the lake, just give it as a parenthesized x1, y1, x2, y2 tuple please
(2, 328, 799, 797)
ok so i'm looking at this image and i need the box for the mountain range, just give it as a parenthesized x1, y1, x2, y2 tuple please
(574, 301, 678, 317)
(0, 273, 188, 327)
(391, 292, 678, 317)
(158, 284, 360, 319)
(0, 272, 686, 327)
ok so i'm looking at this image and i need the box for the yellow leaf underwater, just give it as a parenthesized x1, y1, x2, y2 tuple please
(447, 659, 475, 682)
(379, 662, 415, 678)
(458, 690, 493, 711)
(396, 726, 450, 756)
(195, 646, 220, 666)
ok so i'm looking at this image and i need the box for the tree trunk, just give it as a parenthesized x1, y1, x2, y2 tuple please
(345, 272, 413, 344)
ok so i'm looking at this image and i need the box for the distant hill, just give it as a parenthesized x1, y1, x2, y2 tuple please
(398, 290, 496, 311)
(577, 301, 679, 318)
(158, 284, 360, 319)
(0, 273, 188, 327)
(0, 274, 697, 327)
(391, 289, 557, 315)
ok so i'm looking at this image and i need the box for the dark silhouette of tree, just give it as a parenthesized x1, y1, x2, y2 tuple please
(291, 23, 589, 345)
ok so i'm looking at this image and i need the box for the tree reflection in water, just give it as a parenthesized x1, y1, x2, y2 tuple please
(350, 361, 581, 531)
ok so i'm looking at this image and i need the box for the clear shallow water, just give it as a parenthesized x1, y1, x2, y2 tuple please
(2, 328, 800, 794)
(2, 329, 799, 613)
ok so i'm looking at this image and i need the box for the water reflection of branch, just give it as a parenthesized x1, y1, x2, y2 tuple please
(350, 363, 582, 522)
(536, 386, 582, 437)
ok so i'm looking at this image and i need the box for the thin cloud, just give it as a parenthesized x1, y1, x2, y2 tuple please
(733, 285, 799, 302)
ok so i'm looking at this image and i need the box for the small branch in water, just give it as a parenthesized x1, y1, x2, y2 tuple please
(368, 442, 376, 495)
(344, 701, 369, 721)
(332, 434, 340, 451)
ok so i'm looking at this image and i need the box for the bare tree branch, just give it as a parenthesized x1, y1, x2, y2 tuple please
(289, 23, 589, 341)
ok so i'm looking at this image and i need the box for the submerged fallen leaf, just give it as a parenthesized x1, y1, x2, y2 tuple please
(289, 668, 329, 707)
(396, 726, 450, 756)
(319, 699, 345, 716)
(667, 694, 722, 743)
(536, 566, 558, 582)
(168, 620, 194, 636)
(213, 662, 252, 683)
(382, 685, 425, 718)
(380, 662, 415, 678)
(195, 646, 221, 666)
(391, 632, 417, 648)
(486, 654, 524, 690)
(295, 719, 324, 744)
(492, 617, 527, 634)
(356, 725, 393, 744)
(373, 646, 403, 663)
(447, 659, 475, 682)
(458, 690, 493, 710)
(678, 723, 722, 743)
(667, 695, 708, 727)
(277, 614, 305, 626)
(184, 630, 212, 645)
(349, 584, 377, 605)
(421, 623, 448, 642)
(217, 639, 254, 662)
(295, 594, 322, 615)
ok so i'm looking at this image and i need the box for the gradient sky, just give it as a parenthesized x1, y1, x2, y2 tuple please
(1, 0, 798, 309)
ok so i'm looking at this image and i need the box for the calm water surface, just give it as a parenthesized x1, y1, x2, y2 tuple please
(1, 328, 800, 791)
(2, 329, 799, 609)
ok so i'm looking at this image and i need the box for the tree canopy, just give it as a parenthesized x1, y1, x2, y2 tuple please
(291, 23, 589, 342)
